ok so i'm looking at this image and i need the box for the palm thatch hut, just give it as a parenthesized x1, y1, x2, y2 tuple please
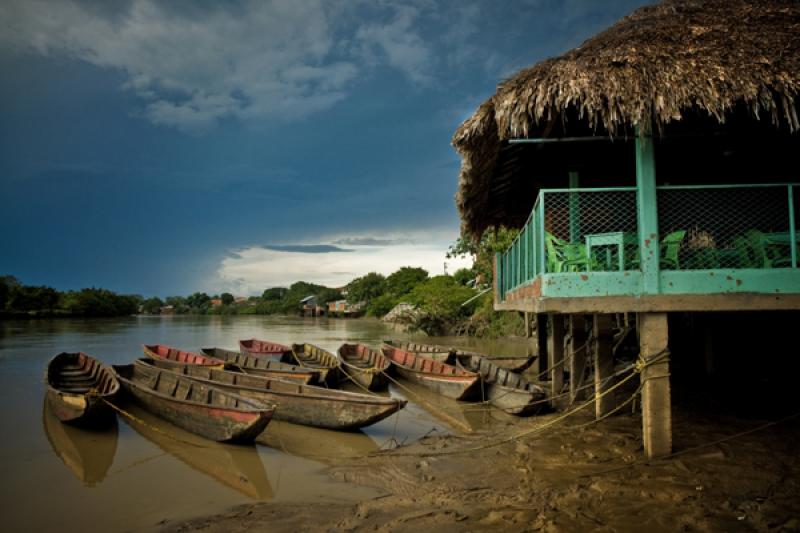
(452, 0, 800, 458)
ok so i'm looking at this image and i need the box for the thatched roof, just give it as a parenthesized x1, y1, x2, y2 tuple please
(453, 0, 800, 239)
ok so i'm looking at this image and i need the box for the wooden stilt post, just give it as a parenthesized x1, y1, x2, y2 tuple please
(536, 314, 549, 380)
(568, 314, 588, 402)
(639, 312, 672, 458)
(593, 314, 615, 418)
(548, 315, 565, 403)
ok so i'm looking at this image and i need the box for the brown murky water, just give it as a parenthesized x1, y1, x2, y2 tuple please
(0, 315, 533, 532)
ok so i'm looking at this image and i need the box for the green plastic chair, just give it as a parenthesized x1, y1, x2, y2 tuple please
(660, 230, 686, 270)
(629, 230, 686, 270)
(731, 234, 760, 268)
(544, 233, 592, 273)
(744, 230, 792, 268)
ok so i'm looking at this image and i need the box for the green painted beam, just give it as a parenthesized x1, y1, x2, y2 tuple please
(635, 132, 660, 293)
(789, 185, 797, 268)
(539, 271, 642, 298)
(660, 269, 800, 295)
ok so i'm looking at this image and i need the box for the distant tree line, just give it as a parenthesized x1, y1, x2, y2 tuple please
(0, 275, 141, 317)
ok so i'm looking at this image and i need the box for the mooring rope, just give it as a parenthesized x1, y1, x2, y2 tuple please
(373, 349, 669, 458)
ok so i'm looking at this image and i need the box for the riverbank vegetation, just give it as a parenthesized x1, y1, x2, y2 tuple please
(1, 230, 522, 336)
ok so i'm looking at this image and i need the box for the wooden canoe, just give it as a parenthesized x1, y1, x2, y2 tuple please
(381, 345, 480, 401)
(286, 343, 340, 385)
(455, 354, 546, 415)
(336, 343, 391, 391)
(112, 363, 274, 443)
(201, 347, 320, 384)
(45, 352, 120, 425)
(382, 340, 453, 363)
(239, 338, 291, 358)
(136, 359, 406, 430)
(383, 340, 535, 372)
(143, 344, 224, 369)
(450, 348, 536, 373)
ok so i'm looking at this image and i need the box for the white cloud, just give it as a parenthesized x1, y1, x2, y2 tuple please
(0, 1, 358, 132)
(354, 4, 433, 86)
(0, 0, 462, 133)
(214, 230, 473, 294)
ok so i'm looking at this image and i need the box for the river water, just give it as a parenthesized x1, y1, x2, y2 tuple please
(0, 315, 533, 532)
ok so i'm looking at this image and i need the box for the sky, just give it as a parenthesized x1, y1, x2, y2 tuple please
(0, 0, 651, 297)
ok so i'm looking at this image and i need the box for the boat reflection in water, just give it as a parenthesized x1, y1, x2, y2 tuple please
(42, 399, 118, 487)
(386, 379, 515, 436)
(258, 420, 379, 465)
(119, 402, 273, 500)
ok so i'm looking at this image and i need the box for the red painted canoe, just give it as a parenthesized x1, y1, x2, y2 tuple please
(202, 347, 319, 384)
(382, 340, 452, 362)
(381, 345, 480, 401)
(143, 344, 225, 369)
(45, 352, 120, 425)
(337, 343, 390, 391)
(240, 339, 291, 358)
(113, 363, 273, 443)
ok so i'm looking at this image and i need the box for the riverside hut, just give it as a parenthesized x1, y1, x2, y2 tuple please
(453, 0, 800, 458)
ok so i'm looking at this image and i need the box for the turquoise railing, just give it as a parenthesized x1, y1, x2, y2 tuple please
(496, 183, 799, 301)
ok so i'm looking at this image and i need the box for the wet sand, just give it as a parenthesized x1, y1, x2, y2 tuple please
(165, 406, 800, 532)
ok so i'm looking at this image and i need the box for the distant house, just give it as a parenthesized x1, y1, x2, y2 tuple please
(328, 299, 347, 313)
(327, 299, 365, 317)
(300, 295, 325, 317)
(234, 296, 248, 305)
(159, 305, 175, 315)
(299, 295, 317, 307)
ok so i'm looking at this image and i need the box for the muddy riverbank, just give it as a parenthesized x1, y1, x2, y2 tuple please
(166, 401, 800, 532)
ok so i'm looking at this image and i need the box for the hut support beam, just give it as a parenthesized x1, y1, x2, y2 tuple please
(568, 314, 588, 402)
(635, 132, 660, 294)
(548, 315, 565, 403)
(639, 312, 672, 458)
(536, 314, 549, 380)
(593, 314, 615, 417)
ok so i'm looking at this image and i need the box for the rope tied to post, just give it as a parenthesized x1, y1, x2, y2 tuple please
(634, 348, 671, 383)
